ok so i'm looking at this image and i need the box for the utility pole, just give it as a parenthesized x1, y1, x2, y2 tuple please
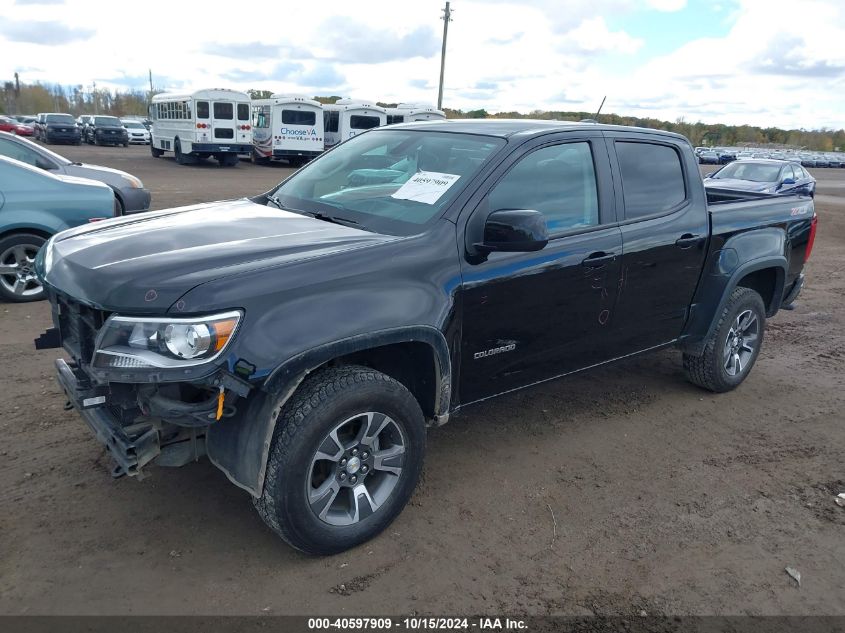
(93, 81, 98, 114)
(148, 69, 153, 97)
(437, 2, 452, 111)
(13, 72, 19, 114)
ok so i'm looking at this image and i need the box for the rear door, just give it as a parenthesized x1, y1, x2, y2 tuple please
(458, 132, 622, 404)
(211, 101, 236, 145)
(605, 132, 709, 353)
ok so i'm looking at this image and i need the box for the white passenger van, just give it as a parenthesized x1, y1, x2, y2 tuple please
(251, 95, 324, 166)
(149, 89, 252, 166)
(385, 103, 446, 125)
(322, 100, 386, 149)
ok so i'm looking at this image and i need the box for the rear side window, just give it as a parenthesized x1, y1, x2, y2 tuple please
(0, 137, 42, 166)
(237, 104, 249, 120)
(282, 110, 316, 126)
(350, 115, 380, 130)
(324, 110, 339, 133)
(616, 142, 686, 219)
(196, 101, 209, 119)
(213, 102, 233, 119)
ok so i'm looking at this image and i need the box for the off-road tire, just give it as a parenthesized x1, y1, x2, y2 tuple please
(683, 287, 766, 393)
(254, 365, 426, 555)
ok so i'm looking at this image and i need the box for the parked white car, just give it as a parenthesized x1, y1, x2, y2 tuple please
(122, 119, 151, 145)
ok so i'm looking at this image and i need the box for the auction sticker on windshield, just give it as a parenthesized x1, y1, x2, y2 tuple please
(391, 171, 461, 204)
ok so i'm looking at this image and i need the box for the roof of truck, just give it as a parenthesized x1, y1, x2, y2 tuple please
(385, 118, 689, 141)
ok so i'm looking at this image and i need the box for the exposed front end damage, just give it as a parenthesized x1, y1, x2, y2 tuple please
(54, 355, 253, 478)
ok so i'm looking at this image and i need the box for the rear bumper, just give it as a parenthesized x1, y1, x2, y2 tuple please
(55, 358, 160, 477)
(191, 143, 252, 153)
(272, 149, 321, 159)
(782, 273, 804, 307)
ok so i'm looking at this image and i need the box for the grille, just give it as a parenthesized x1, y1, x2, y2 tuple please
(56, 294, 110, 364)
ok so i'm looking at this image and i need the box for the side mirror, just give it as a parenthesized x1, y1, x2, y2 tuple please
(704, 172, 714, 178)
(781, 177, 796, 186)
(35, 157, 56, 170)
(477, 209, 549, 253)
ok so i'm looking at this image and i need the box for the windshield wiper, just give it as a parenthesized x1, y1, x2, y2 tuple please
(267, 196, 360, 228)
(266, 194, 286, 210)
(302, 211, 360, 227)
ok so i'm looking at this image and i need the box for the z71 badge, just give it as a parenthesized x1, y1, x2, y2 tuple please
(474, 343, 516, 359)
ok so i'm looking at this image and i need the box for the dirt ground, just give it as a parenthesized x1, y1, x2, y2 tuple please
(1, 144, 843, 616)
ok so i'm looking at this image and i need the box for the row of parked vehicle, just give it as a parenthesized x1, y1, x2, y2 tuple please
(4, 113, 151, 147)
(696, 145, 845, 168)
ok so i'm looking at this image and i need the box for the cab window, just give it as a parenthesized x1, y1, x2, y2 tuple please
(488, 142, 599, 234)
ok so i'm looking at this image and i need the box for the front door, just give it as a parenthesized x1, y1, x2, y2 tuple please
(458, 135, 623, 405)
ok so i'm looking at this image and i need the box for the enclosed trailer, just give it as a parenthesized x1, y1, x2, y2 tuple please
(323, 100, 386, 148)
(251, 95, 324, 166)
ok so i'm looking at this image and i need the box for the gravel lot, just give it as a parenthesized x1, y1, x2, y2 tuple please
(1, 143, 843, 616)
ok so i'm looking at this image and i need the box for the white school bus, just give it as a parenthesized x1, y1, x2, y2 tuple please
(149, 89, 252, 166)
(322, 100, 386, 149)
(251, 95, 324, 166)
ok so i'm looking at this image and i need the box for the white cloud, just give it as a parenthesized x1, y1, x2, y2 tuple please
(560, 17, 644, 54)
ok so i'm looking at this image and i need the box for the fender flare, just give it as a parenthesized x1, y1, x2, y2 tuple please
(206, 326, 452, 497)
(682, 255, 786, 355)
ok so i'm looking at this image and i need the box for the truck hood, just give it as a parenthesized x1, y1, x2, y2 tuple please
(40, 198, 394, 312)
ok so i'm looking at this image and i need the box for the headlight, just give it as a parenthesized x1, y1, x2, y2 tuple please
(92, 311, 241, 369)
(124, 174, 143, 188)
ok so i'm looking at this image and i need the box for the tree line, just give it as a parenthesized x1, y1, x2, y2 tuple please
(3, 82, 842, 151)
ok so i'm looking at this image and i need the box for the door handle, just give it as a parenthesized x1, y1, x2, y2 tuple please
(581, 252, 616, 268)
(675, 234, 702, 249)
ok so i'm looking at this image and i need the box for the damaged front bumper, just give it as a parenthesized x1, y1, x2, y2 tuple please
(55, 358, 164, 477)
(54, 358, 251, 478)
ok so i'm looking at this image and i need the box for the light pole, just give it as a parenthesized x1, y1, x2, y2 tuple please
(437, 2, 452, 111)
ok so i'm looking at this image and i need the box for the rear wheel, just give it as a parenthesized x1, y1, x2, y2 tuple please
(683, 287, 766, 392)
(174, 139, 189, 165)
(0, 234, 48, 303)
(255, 366, 426, 554)
(219, 154, 239, 167)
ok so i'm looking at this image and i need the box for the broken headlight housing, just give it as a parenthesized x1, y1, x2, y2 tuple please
(92, 310, 241, 369)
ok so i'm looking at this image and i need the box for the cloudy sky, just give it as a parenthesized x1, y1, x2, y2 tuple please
(1, 0, 843, 129)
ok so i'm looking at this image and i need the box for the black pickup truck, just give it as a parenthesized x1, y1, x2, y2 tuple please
(35, 120, 817, 554)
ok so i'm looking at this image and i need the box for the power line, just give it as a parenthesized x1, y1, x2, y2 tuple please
(437, 2, 453, 111)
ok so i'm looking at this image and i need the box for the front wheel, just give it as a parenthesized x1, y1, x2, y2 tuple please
(0, 234, 48, 302)
(254, 366, 426, 555)
(683, 287, 766, 392)
(150, 142, 164, 158)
